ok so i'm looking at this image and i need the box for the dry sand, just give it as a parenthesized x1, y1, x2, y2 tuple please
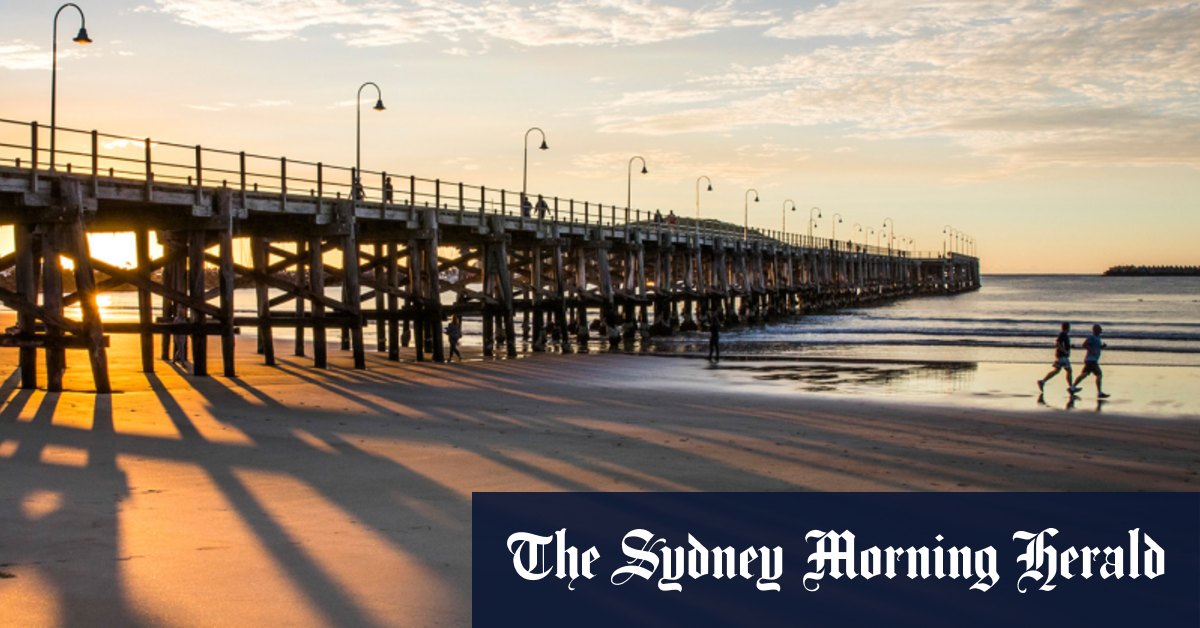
(1, 323, 1198, 626)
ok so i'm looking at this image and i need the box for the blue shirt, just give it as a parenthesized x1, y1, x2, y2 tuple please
(1082, 334, 1103, 363)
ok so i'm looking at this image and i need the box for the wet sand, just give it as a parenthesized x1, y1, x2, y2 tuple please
(1, 323, 1198, 626)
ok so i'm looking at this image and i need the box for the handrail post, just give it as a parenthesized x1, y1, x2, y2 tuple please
(409, 175, 416, 210)
(435, 178, 441, 213)
(479, 185, 486, 221)
(316, 161, 323, 214)
(239, 151, 247, 207)
(194, 144, 203, 204)
(569, 199, 574, 225)
(553, 197, 559, 223)
(30, 121, 39, 191)
(381, 170, 388, 219)
(458, 181, 465, 223)
(144, 137, 153, 201)
(280, 157, 288, 211)
(501, 189, 506, 216)
(90, 129, 98, 196)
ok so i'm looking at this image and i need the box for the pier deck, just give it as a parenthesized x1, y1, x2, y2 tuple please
(0, 118, 980, 392)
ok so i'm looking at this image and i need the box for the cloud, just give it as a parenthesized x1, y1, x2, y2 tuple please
(0, 42, 46, 70)
(593, 1, 1200, 171)
(153, 0, 775, 47)
(187, 99, 291, 112)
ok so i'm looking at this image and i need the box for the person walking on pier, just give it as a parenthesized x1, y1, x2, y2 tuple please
(707, 310, 721, 363)
(383, 176, 394, 204)
(535, 194, 549, 220)
(446, 315, 464, 362)
(520, 194, 533, 218)
(1072, 324, 1110, 398)
(1038, 322, 1080, 394)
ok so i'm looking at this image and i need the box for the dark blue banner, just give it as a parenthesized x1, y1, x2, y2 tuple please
(473, 493, 1199, 627)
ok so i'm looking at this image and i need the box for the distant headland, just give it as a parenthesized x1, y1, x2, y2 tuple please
(1104, 265, 1200, 277)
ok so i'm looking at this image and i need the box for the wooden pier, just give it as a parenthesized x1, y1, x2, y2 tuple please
(0, 118, 980, 392)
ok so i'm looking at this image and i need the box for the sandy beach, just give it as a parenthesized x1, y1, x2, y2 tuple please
(1, 324, 1198, 627)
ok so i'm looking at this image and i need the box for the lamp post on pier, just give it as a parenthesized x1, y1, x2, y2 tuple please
(523, 127, 548, 196)
(854, 223, 864, 248)
(355, 81, 385, 198)
(743, 188, 760, 241)
(830, 212, 844, 241)
(808, 206, 822, 239)
(626, 155, 647, 223)
(943, 225, 955, 256)
(882, 217, 895, 252)
(51, 2, 93, 170)
(781, 199, 796, 233)
(695, 176, 712, 240)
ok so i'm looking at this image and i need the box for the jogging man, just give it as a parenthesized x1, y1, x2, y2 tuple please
(1072, 324, 1110, 398)
(1038, 322, 1081, 393)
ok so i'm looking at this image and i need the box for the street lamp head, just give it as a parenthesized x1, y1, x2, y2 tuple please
(539, 139, 549, 150)
(706, 183, 713, 191)
(640, 164, 648, 174)
(73, 27, 92, 44)
(373, 98, 385, 111)
(837, 216, 843, 223)
(753, 194, 759, 202)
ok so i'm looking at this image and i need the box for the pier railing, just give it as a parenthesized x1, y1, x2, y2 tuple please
(0, 117, 964, 260)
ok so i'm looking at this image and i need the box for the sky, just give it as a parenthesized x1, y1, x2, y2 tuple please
(1, 0, 1198, 273)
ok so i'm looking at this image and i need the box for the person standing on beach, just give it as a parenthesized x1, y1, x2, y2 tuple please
(1038, 322, 1080, 393)
(1072, 324, 1110, 398)
(707, 310, 721, 363)
(446, 315, 464, 362)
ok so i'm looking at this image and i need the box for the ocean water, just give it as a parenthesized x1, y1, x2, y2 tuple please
(667, 275, 1200, 367)
(653, 275, 1200, 417)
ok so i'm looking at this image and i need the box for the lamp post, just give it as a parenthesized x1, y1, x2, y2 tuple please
(882, 217, 894, 251)
(626, 155, 647, 223)
(942, 225, 955, 256)
(781, 199, 796, 233)
(695, 176, 712, 240)
(853, 223, 864, 248)
(743, 188, 760, 241)
(51, 3, 92, 171)
(356, 82, 385, 195)
(808, 206, 822, 239)
(523, 127, 548, 196)
(830, 212, 844, 241)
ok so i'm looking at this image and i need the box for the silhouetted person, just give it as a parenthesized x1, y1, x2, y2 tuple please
(520, 193, 532, 218)
(535, 194, 549, 220)
(1038, 322, 1079, 394)
(654, 209, 663, 224)
(446, 315, 463, 361)
(1072, 324, 1109, 398)
(383, 176, 394, 203)
(707, 310, 721, 363)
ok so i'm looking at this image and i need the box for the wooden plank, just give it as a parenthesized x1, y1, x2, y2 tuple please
(252, 236, 275, 366)
(294, 238, 306, 357)
(136, 228, 154, 372)
(66, 220, 112, 393)
(189, 230, 208, 376)
(309, 236, 326, 368)
(387, 242, 400, 361)
(42, 227, 65, 391)
(14, 223, 38, 388)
